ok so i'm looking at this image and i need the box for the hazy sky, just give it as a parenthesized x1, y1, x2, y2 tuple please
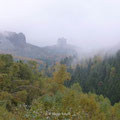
(0, 0, 120, 50)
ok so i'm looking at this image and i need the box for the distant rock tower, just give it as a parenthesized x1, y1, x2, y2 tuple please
(57, 38, 67, 47)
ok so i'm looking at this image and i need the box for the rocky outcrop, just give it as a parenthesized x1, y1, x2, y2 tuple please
(57, 38, 67, 47)
(4, 31, 26, 48)
(0, 31, 26, 49)
(0, 31, 77, 61)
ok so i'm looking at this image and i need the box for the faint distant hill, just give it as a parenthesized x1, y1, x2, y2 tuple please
(0, 31, 77, 62)
(95, 42, 120, 57)
(44, 38, 77, 58)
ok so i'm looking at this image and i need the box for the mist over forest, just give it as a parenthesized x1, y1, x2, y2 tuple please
(0, 0, 120, 120)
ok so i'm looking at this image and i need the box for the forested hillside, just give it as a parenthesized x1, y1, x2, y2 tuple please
(64, 50, 120, 105)
(0, 54, 120, 120)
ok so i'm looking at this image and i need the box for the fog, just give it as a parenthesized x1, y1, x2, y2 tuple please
(0, 0, 120, 51)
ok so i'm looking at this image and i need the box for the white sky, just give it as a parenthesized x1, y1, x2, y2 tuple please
(0, 0, 120, 50)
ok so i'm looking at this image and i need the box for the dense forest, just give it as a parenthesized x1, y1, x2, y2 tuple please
(0, 54, 120, 120)
(64, 50, 120, 105)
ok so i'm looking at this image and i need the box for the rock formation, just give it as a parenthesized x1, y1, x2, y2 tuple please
(0, 31, 77, 61)
(57, 37, 67, 47)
